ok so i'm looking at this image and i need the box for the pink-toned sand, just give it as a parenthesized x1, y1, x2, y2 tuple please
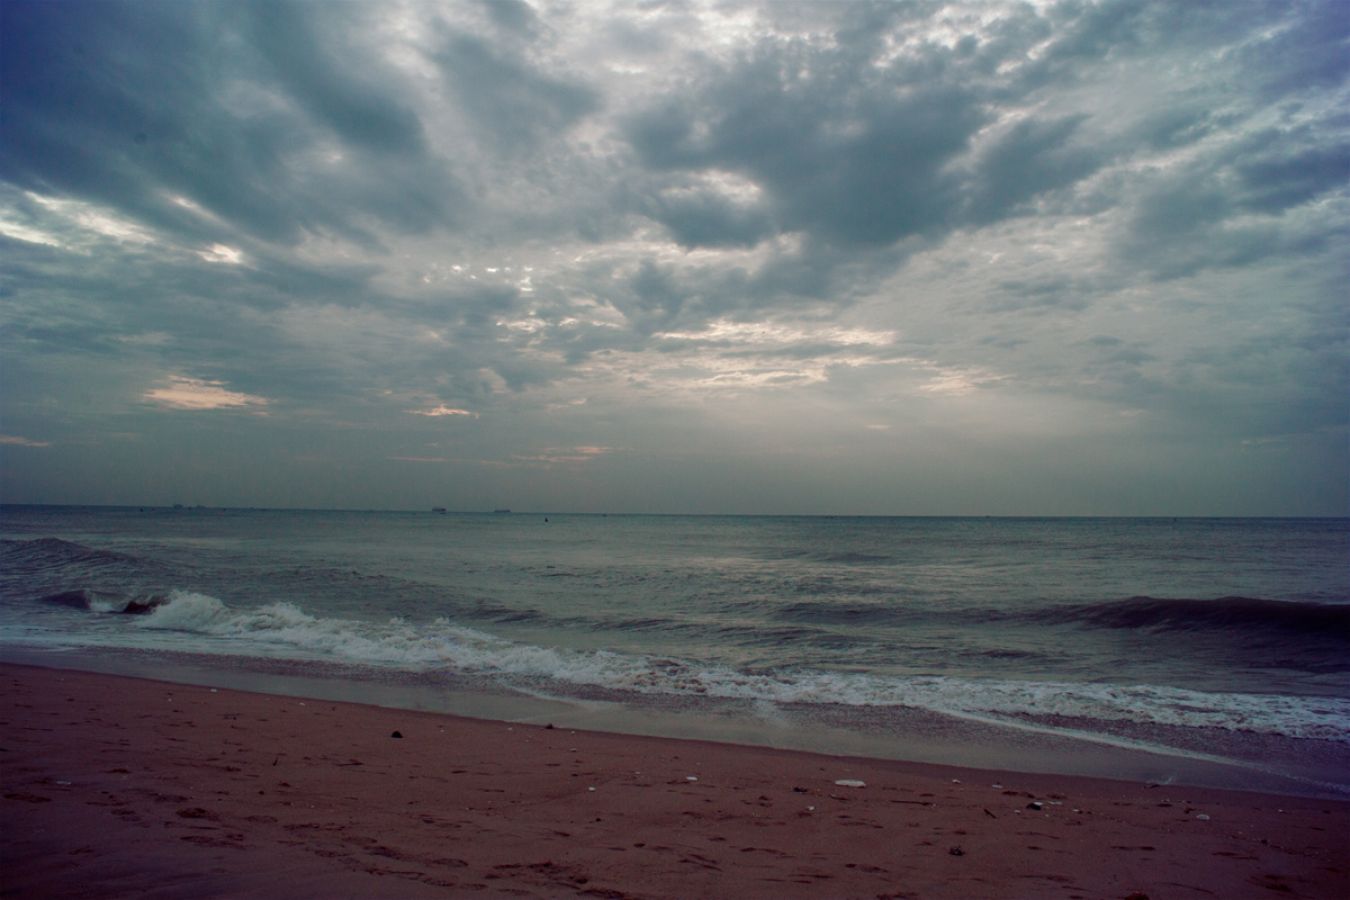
(2, 663, 1345, 899)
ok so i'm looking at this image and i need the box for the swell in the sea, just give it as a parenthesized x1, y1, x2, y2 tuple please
(1037, 595, 1350, 634)
(0, 536, 149, 574)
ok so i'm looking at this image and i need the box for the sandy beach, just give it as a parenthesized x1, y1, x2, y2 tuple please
(2, 663, 1345, 899)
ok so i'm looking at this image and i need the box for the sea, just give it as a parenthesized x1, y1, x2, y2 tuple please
(2, 506, 1347, 798)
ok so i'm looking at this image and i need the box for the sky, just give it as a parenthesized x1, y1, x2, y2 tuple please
(1, 0, 1347, 516)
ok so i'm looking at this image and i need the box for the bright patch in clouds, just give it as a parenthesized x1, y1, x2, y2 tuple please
(512, 446, 613, 466)
(409, 405, 477, 418)
(0, 435, 51, 448)
(28, 192, 155, 244)
(197, 244, 244, 264)
(144, 376, 269, 411)
(657, 320, 895, 347)
(0, 218, 63, 248)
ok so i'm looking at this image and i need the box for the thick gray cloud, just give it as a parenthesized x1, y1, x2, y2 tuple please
(437, 30, 598, 150)
(1, 0, 1346, 514)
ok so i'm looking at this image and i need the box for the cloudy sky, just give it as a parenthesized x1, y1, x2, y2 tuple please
(1, 0, 1346, 515)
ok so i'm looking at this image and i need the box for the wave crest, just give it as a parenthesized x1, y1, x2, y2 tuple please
(36, 589, 171, 614)
(1048, 596, 1350, 635)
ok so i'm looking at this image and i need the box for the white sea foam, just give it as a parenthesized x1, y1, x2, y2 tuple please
(86, 595, 130, 615)
(138, 590, 231, 629)
(135, 590, 1350, 743)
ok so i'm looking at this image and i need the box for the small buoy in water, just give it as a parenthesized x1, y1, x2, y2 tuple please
(390, 730, 403, 739)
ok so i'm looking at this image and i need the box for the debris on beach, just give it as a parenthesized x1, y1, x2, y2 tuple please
(390, 730, 403, 739)
(834, 779, 865, 788)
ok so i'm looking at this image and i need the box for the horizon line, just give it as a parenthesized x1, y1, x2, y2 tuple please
(0, 502, 1344, 520)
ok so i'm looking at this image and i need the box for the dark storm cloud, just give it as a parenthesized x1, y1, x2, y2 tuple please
(624, 49, 986, 249)
(617, 6, 1132, 281)
(619, 0, 1344, 278)
(1120, 123, 1350, 279)
(1232, 135, 1350, 216)
(990, 277, 1092, 313)
(962, 115, 1106, 225)
(0, 0, 460, 248)
(0, 1, 258, 238)
(1234, 0, 1350, 99)
(480, 0, 539, 36)
(245, 1, 427, 157)
(435, 30, 598, 150)
(632, 179, 775, 250)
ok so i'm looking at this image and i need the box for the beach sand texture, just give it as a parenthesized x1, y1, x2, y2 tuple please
(2, 663, 1345, 899)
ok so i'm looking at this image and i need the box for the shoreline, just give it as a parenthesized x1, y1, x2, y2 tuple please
(3, 662, 1346, 898)
(4, 644, 1347, 801)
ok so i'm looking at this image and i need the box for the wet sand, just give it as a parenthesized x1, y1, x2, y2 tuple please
(2, 663, 1345, 898)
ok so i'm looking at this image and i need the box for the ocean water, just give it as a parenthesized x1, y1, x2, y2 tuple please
(2, 506, 1347, 796)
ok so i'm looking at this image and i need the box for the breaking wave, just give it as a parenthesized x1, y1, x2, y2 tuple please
(36, 588, 170, 615)
(127, 590, 1350, 744)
